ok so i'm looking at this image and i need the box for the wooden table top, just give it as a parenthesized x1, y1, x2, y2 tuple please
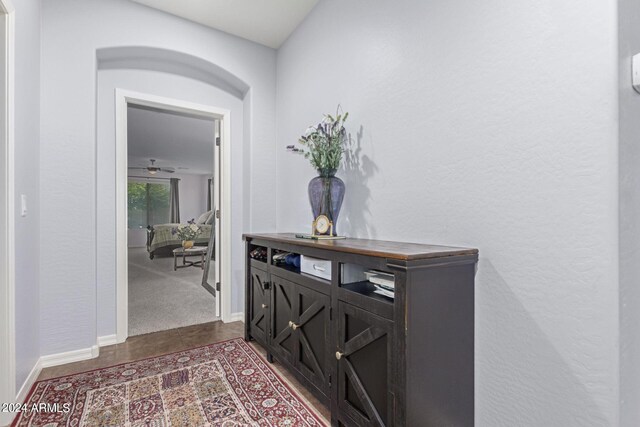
(243, 233, 478, 261)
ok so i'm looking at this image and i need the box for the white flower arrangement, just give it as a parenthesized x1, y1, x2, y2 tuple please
(172, 220, 202, 241)
(286, 106, 349, 177)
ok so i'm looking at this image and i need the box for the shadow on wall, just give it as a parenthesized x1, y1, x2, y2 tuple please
(340, 125, 378, 238)
(477, 260, 609, 426)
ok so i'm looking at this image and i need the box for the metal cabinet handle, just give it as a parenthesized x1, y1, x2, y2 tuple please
(288, 321, 299, 331)
(261, 304, 267, 309)
(336, 351, 344, 360)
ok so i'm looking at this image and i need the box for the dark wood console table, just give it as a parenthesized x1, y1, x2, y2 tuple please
(244, 233, 478, 427)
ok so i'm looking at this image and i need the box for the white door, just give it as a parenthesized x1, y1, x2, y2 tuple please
(213, 119, 222, 317)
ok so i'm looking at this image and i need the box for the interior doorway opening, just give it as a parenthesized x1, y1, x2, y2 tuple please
(116, 90, 231, 343)
(126, 104, 220, 336)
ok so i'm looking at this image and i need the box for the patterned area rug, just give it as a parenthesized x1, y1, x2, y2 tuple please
(13, 339, 326, 427)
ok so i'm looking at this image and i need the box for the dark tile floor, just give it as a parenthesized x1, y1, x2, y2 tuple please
(37, 321, 330, 421)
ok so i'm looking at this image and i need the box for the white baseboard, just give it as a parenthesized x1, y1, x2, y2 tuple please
(40, 345, 99, 369)
(227, 312, 244, 323)
(97, 334, 117, 347)
(13, 343, 101, 407)
(10, 344, 100, 424)
(15, 359, 41, 403)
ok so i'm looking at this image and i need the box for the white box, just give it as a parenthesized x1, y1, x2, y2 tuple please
(300, 255, 332, 281)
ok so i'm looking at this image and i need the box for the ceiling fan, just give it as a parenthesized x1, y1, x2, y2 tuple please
(128, 159, 175, 175)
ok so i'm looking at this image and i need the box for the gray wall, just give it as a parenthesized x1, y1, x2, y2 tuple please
(175, 174, 211, 227)
(14, 0, 41, 392)
(41, 0, 276, 355)
(619, 0, 640, 424)
(276, 0, 619, 425)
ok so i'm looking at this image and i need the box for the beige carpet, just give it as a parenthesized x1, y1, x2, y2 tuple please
(128, 247, 218, 336)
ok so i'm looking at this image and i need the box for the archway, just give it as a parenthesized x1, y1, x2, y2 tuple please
(95, 46, 250, 343)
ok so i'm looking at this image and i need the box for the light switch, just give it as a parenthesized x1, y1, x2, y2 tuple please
(20, 194, 27, 217)
(634, 53, 640, 94)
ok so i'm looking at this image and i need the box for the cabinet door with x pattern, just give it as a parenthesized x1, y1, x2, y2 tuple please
(247, 266, 269, 347)
(269, 275, 296, 365)
(336, 301, 395, 427)
(290, 285, 331, 397)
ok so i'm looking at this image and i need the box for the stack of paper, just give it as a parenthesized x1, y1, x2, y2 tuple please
(365, 270, 395, 299)
(373, 287, 395, 299)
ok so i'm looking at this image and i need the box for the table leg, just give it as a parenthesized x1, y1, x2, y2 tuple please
(174, 254, 177, 271)
(201, 252, 205, 270)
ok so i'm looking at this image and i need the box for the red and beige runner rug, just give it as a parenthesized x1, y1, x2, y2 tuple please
(13, 338, 326, 426)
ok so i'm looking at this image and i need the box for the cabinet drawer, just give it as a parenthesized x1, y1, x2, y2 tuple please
(300, 255, 332, 280)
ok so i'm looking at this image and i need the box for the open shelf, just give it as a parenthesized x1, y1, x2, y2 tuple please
(338, 262, 395, 318)
(271, 249, 301, 268)
(248, 243, 268, 263)
(341, 281, 394, 304)
(271, 251, 332, 287)
(271, 263, 332, 293)
(337, 281, 394, 319)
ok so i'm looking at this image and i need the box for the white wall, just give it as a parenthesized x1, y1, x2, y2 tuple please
(97, 67, 245, 337)
(126, 173, 210, 248)
(127, 229, 147, 249)
(178, 174, 210, 222)
(277, 0, 619, 425)
(41, 0, 276, 354)
(14, 0, 40, 394)
(619, 0, 640, 424)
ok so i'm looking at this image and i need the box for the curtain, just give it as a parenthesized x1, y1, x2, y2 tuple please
(169, 178, 180, 223)
(207, 178, 213, 211)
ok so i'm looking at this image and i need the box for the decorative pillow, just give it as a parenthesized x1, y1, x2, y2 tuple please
(205, 211, 215, 225)
(196, 210, 212, 224)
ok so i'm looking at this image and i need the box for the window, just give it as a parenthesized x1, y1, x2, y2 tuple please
(128, 181, 170, 228)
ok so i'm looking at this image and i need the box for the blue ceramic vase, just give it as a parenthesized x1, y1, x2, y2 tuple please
(308, 169, 345, 236)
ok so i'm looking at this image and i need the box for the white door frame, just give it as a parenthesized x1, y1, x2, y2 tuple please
(115, 89, 232, 344)
(0, 0, 15, 424)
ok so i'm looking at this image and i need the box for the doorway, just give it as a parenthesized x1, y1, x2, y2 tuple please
(127, 105, 219, 336)
(0, 0, 14, 423)
(115, 90, 231, 343)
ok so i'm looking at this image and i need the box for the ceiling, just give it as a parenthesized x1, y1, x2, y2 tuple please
(130, 0, 319, 49)
(127, 105, 215, 176)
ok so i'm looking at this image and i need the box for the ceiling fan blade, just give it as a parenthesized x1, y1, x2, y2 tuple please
(160, 168, 175, 173)
(128, 167, 146, 170)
